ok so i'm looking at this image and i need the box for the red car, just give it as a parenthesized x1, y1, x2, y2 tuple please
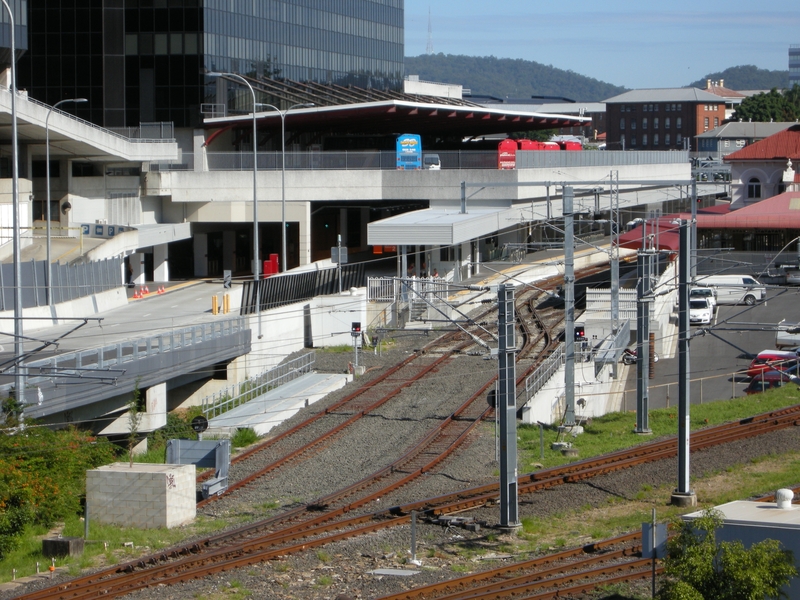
(747, 350, 799, 378)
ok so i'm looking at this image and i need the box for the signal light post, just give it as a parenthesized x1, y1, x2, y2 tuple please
(351, 322, 361, 371)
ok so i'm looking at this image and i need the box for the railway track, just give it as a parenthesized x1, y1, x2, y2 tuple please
(17, 402, 800, 600)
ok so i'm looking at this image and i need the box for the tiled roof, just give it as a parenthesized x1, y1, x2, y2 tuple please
(705, 84, 746, 99)
(618, 193, 800, 249)
(723, 125, 800, 161)
(695, 122, 796, 139)
(603, 88, 723, 104)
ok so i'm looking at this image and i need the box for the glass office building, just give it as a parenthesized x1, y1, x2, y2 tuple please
(16, 0, 404, 129)
(0, 0, 28, 67)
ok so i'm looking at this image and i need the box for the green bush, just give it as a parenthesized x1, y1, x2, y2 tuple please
(0, 425, 117, 559)
(231, 428, 259, 449)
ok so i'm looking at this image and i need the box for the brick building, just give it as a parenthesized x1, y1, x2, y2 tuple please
(604, 88, 727, 152)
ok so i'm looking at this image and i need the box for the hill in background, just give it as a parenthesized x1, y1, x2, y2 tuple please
(404, 54, 626, 102)
(404, 55, 791, 101)
(687, 65, 791, 91)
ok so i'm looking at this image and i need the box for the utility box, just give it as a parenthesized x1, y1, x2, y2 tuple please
(42, 536, 84, 558)
(86, 463, 196, 530)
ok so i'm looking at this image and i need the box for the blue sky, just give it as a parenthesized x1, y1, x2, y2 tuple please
(404, 1, 800, 89)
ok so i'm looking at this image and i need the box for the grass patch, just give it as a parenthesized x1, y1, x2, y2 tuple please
(317, 575, 333, 586)
(517, 388, 800, 471)
(320, 344, 353, 353)
(231, 427, 259, 449)
(0, 512, 232, 584)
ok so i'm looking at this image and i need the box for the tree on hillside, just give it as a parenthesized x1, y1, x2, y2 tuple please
(733, 86, 800, 122)
(404, 54, 625, 102)
(688, 65, 790, 91)
(657, 509, 797, 600)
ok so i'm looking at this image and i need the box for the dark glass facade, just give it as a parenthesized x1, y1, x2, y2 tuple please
(16, 0, 404, 129)
(0, 0, 28, 67)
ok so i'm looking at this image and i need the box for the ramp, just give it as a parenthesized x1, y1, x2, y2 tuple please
(204, 372, 351, 437)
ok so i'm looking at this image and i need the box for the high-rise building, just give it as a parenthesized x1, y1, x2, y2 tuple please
(790, 44, 800, 87)
(14, 1, 404, 129)
(0, 0, 27, 66)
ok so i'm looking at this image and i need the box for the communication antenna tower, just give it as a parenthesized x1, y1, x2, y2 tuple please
(426, 7, 434, 55)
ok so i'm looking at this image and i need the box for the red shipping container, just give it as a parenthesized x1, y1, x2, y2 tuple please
(558, 141, 582, 151)
(540, 141, 560, 151)
(517, 139, 543, 150)
(497, 139, 517, 169)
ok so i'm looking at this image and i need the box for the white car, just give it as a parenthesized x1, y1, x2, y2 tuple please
(689, 286, 717, 309)
(689, 298, 713, 325)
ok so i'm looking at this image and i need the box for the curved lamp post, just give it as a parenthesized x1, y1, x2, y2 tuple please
(255, 102, 314, 272)
(1, 0, 23, 410)
(46, 98, 87, 307)
(206, 72, 261, 337)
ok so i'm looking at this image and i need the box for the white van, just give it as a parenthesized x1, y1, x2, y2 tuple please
(692, 274, 766, 306)
(423, 154, 441, 170)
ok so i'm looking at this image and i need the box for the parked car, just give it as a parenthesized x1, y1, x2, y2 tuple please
(423, 154, 441, 170)
(692, 274, 766, 306)
(747, 350, 800, 378)
(689, 298, 713, 325)
(775, 321, 800, 349)
(785, 270, 800, 285)
(689, 286, 717, 309)
(746, 365, 800, 395)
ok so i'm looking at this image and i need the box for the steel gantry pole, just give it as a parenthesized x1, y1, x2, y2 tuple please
(497, 283, 520, 529)
(46, 98, 87, 308)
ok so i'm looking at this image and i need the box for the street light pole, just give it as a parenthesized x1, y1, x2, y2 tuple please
(207, 72, 261, 338)
(256, 102, 314, 272)
(46, 98, 87, 308)
(1, 0, 23, 412)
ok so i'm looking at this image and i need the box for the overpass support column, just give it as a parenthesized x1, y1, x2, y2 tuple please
(153, 244, 169, 282)
(140, 383, 167, 432)
(130, 252, 145, 285)
(194, 233, 208, 278)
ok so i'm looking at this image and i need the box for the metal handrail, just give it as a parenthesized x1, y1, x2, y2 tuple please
(202, 352, 316, 418)
(12, 90, 175, 144)
(10, 316, 247, 388)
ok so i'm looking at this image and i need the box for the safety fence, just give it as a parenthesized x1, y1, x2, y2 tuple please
(0, 256, 122, 312)
(201, 352, 316, 419)
(240, 263, 366, 315)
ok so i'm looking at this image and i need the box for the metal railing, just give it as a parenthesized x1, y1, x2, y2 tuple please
(0, 257, 122, 311)
(516, 150, 689, 169)
(201, 352, 316, 419)
(367, 277, 450, 302)
(9, 317, 248, 391)
(525, 344, 565, 403)
(19, 93, 175, 144)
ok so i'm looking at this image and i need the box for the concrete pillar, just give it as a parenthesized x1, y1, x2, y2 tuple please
(153, 244, 169, 282)
(130, 252, 145, 285)
(222, 230, 235, 272)
(339, 208, 348, 246)
(298, 202, 311, 266)
(194, 233, 208, 277)
(193, 129, 208, 172)
(141, 382, 167, 431)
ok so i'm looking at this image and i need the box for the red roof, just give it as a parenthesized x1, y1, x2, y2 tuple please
(617, 193, 800, 250)
(724, 124, 800, 162)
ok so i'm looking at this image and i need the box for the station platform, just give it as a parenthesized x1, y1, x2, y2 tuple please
(202, 372, 352, 438)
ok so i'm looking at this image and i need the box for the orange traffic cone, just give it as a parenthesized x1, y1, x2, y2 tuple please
(158, 285, 165, 294)
(144, 285, 150, 295)
(133, 289, 140, 299)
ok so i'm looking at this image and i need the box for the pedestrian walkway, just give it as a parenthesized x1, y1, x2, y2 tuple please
(203, 372, 351, 437)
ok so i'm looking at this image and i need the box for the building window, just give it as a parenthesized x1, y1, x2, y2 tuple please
(665, 133, 671, 145)
(676, 117, 682, 128)
(653, 104, 659, 111)
(654, 117, 659, 128)
(631, 135, 637, 147)
(747, 177, 761, 199)
(620, 118, 625, 130)
(631, 119, 637, 130)
(654, 133, 659, 145)
(714, 117, 719, 127)
(704, 117, 709, 130)
(677, 104, 681, 111)
(665, 117, 671, 128)
(642, 117, 648, 129)
(642, 133, 648, 146)
(677, 133, 683, 145)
